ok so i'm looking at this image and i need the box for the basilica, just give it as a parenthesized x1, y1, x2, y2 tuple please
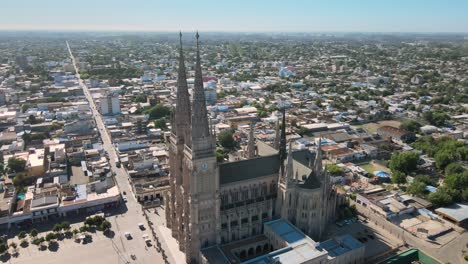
(166, 33, 338, 264)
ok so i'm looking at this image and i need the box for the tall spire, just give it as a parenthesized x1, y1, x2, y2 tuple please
(283, 140, 294, 186)
(191, 32, 214, 157)
(174, 31, 192, 145)
(315, 137, 323, 179)
(247, 122, 255, 159)
(279, 108, 287, 176)
(273, 119, 280, 150)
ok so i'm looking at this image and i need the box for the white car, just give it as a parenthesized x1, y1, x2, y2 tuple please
(124, 232, 132, 239)
(123, 196, 128, 202)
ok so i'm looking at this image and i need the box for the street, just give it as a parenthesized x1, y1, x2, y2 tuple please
(65, 41, 165, 264)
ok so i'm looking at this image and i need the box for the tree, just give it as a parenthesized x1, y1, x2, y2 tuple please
(328, 164, 344, 176)
(389, 152, 419, 175)
(154, 118, 167, 130)
(408, 181, 427, 197)
(435, 150, 455, 169)
(52, 223, 62, 233)
(17, 231, 27, 240)
(0, 243, 7, 255)
(445, 163, 464, 176)
(143, 104, 171, 120)
(133, 94, 147, 103)
(61, 221, 71, 232)
(29, 228, 38, 238)
(218, 129, 236, 149)
(429, 188, 453, 207)
(400, 120, 421, 134)
(8, 157, 26, 173)
(444, 171, 468, 191)
(100, 220, 112, 231)
(45, 233, 56, 242)
(391, 171, 407, 185)
(423, 111, 449, 127)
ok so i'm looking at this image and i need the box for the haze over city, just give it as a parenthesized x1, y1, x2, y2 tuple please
(1, 0, 468, 32)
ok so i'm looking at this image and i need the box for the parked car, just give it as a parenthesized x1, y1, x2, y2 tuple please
(125, 232, 132, 239)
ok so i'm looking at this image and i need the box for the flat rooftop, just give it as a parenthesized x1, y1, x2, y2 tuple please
(435, 202, 468, 223)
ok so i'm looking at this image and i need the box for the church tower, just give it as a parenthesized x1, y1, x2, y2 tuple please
(182, 32, 220, 263)
(167, 32, 191, 241)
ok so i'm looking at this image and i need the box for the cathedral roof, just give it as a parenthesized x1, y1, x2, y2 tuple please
(219, 155, 280, 185)
(219, 149, 320, 189)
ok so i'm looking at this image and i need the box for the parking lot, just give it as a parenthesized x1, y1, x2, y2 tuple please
(329, 218, 399, 260)
(1, 204, 164, 264)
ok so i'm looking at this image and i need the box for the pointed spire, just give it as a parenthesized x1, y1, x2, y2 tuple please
(174, 32, 192, 145)
(247, 122, 255, 159)
(191, 32, 214, 157)
(273, 119, 280, 150)
(283, 140, 294, 186)
(315, 137, 323, 179)
(279, 107, 287, 176)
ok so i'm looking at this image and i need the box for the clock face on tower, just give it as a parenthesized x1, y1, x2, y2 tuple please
(201, 162, 208, 170)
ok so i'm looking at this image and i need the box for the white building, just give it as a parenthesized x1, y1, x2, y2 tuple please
(100, 92, 121, 116)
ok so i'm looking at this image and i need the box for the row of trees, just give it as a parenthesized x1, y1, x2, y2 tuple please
(80, 68, 143, 80)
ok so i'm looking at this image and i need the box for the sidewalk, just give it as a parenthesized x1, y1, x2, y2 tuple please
(155, 225, 186, 264)
(143, 207, 186, 264)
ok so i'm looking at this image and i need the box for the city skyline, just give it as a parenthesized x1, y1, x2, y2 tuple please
(1, 0, 468, 33)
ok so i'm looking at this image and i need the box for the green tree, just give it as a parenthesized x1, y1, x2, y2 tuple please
(29, 228, 38, 238)
(8, 157, 26, 173)
(328, 164, 344, 176)
(218, 129, 236, 149)
(133, 94, 147, 103)
(399, 120, 421, 134)
(143, 104, 171, 120)
(61, 221, 71, 232)
(18, 231, 27, 240)
(435, 150, 454, 169)
(445, 163, 464, 176)
(100, 220, 112, 231)
(45, 233, 56, 242)
(407, 181, 427, 197)
(429, 188, 453, 207)
(391, 171, 407, 185)
(423, 111, 449, 127)
(0, 243, 7, 255)
(389, 151, 419, 175)
(52, 223, 62, 233)
(444, 171, 468, 191)
(154, 118, 167, 130)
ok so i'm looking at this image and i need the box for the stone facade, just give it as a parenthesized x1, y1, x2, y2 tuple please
(166, 33, 337, 264)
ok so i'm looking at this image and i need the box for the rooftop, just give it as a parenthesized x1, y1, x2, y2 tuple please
(435, 202, 468, 223)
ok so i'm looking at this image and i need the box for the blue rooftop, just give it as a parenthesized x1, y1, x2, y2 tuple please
(316, 235, 363, 257)
(266, 219, 306, 245)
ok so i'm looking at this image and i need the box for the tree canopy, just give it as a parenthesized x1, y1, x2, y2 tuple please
(399, 120, 421, 134)
(389, 151, 419, 175)
(143, 104, 171, 120)
(328, 164, 344, 176)
(8, 157, 26, 173)
(218, 129, 236, 149)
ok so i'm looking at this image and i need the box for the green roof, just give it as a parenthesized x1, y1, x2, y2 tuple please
(380, 249, 440, 264)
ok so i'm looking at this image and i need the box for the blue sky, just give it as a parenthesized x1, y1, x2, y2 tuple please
(1, 0, 467, 32)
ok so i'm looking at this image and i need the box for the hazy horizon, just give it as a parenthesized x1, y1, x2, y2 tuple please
(2, 0, 467, 33)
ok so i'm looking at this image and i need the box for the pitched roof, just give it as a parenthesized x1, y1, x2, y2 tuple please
(219, 155, 280, 185)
